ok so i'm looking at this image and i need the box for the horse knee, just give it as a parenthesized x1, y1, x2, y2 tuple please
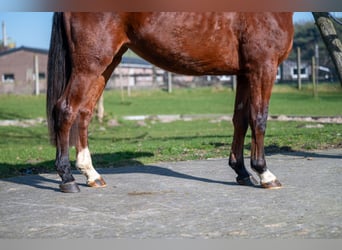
(229, 153, 250, 178)
(251, 158, 267, 174)
(79, 108, 93, 122)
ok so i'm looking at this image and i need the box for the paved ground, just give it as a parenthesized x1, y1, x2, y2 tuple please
(0, 149, 341, 239)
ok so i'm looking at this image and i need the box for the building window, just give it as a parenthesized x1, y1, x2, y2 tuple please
(39, 72, 46, 80)
(291, 67, 308, 79)
(276, 67, 281, 80)
(2, 73, 15, 83)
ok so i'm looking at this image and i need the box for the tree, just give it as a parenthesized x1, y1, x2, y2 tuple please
(287, 16, 342, 82)
(312, 12, 342, 86)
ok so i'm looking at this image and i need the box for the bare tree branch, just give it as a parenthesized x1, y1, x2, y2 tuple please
(312, 12, 342, 86)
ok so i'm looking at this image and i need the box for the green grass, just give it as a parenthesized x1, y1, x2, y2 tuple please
(0, 83, 341, 119)
(269, 83, 342, 116)
(0, 84, 341, 178)
(0, 94, 46, 119)
(103, 84, 342, 117)
(103, 87, 235, 116)
(0, 118, 341, 179)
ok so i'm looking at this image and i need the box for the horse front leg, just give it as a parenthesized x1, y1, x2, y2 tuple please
(75, 54, 124, 188)
(75, 76, 107, 188)
(248, 66, 282, 189)
(229, 75, 258, 186)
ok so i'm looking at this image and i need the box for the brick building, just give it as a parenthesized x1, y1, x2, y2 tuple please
(0, 46, 165, 94)
(0, 46, 48, 94)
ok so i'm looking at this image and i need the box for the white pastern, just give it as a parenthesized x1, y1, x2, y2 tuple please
(258, 169, 277, 184)
(76, 147, 101, 182)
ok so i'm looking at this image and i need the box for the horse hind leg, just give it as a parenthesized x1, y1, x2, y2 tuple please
(54, 71, 108, 192)
(229, 75, 258, 187)
(53, 88, 81, 193)
(247, 62, 282, 189)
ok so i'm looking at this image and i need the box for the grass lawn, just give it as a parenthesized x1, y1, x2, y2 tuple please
(0, 83, 341, 178)
(1, 83, 341, 119)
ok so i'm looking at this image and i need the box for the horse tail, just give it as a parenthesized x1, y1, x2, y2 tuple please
(47, 12, 75, 146)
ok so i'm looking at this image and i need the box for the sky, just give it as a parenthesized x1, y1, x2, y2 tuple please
(0, 12, 341, 50)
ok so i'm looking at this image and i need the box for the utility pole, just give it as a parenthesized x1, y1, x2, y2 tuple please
(2, 21, 7, 47)
(312, 56, 318, 97)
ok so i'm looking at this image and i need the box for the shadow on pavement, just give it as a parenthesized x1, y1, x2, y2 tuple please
(1, 159, 238, 192)
(263, 144, 342, 159)
(1, 147, 341, 192)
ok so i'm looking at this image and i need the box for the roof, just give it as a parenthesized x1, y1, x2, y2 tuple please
(0, 46, 49, 57)
(121, 56, 151, 67)
(0, 46, 151, 67)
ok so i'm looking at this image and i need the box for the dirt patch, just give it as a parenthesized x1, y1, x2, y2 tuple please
(132, 114, 342, 124)
(0, 117, 45, 127)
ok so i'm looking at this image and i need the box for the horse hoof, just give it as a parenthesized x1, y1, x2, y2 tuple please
(60, 181, 80, 193)
(261, 179, 282, 189)
(87, 176, 107, 188)
(236, 175, 259, 186)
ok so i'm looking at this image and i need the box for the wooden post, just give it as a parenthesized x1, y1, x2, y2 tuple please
(168, 72, 172, 93)
(119, 71, 124, 103)
(128, 68, 133, 97)
(152, 65, 157, 87)
(34, 54, 39, 96)
(232, 75, 237, 91)
(315, 43, 319, 85)
(296, 47, 302, 90)
(312, 56, 318, 97)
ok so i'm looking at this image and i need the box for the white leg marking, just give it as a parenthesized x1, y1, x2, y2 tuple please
(258, 169, 277, 184)
(76, 147, 101, 182)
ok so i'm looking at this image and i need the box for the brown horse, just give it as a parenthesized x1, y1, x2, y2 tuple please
(47, 12, 294, 193)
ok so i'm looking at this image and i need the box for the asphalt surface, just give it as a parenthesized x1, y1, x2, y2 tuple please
(0, 149, 341, 239)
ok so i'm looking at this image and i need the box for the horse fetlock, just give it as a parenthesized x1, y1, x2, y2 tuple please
(228, 153, 237, 168)
(78, 166, 101, 183)
(76, 162, 106, 188)
(250, 159, 267, 174)
(229, 153, 253, 181)
(257, 169, 277, 183)
(56, 160, 75, 183)
(76, 147, 101, 183)
(255, 169, 282, 189)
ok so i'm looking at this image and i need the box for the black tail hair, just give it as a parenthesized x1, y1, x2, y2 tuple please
(46, 13, 76, 146)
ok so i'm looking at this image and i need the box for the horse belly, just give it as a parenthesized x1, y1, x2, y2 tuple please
(125, 13, 240, 75)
